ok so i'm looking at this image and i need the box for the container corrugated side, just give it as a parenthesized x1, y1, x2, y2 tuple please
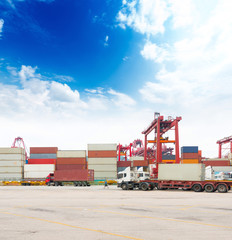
(88, 144, 117, 151)
(132, 160, 148, 167)
(24, 171, 52, 178)
(56, 164, 86, 170)
(0, 160, 24, 167)
(0, 166, 23, 173)
(158, 164, 205, 181)
(94, 171, 117, 179)
(88, 151, 117, 158)
(30, 147, 58, 154)
(88, 158, 117, 165)
(30, 154, 57, 159)
(202, 160, 230, 167)
(57, 150, 86, 158)
(56, 158, 86, 165)
(54, 169, 93, 181)
(0, 154, 25, 161)
(88, 164, 117, 171)
(0, 147, 25, 154)
(117, 161, 131, 167)
(24, 164, 55, 172)
(181, 153, 199, 159)
(0, 173, 22, 180)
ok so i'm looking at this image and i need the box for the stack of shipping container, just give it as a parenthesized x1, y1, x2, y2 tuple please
(56, 150, 87, 170)
(131, 156, 148, 167)
(24, 147, 57, 180)
(181, 146, 200, 164)
(0, 148, 25, 181)
(88, 144, 117, 180)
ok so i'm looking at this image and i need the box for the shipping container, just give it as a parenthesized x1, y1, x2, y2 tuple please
(205, 158, 228, 161)
(88, 158, 117, 165)
(162, 155, 176, 160)
(54, 169, 94, 181)
(88, 164, 117, 171)
(57, 150, 86, 158)
(162, 160, 176, 163)
(130, 156, 144, 161)
(94, 171, 117, 179)
(0, 173, 22, 180)
(0, 166, 23, 173)
(158, 164, 205, 181)
(24, 164, 55, 172)
(30, 154, 57, 159)
(0, 154, 25, 161)
(181, 159, 199, 164)
(132, 160, 148, 167)
(212, 166, 232, 172)
(117, 161, 132, 167)
(56, 158, 86, 165)
(28, 159, 56, 164)
(24, 171, 52, 179)
(87, 144, 117, 151)
(202, 160, 230, 167)
(88, 151, 117, 158)
(56, 164, 86, 170)
(181, 153, 199, 159)
(0, 147, 25, 154)
(0, 160, 24, 167)
(181, 146, 198, 153)
(30, 147, 58, 154)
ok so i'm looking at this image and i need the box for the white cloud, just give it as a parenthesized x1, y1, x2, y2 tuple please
(104, 35, 109, 47)
(0, 19, 4, 37)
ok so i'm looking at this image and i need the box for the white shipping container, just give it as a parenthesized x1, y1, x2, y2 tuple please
(130, 156, 144, 161)
(57, 150, 86, 158)
(88, 164, 117, 172)
(24, 171, 52, 179)
(88, 158, 117, 165)
(204, 158, 228, 161)
(212, 166, 232, 172)
(94, 171, 117, 179)
(0, 160, 24, 167)
(158, 164, 205, 181)
(0, 148, 25, 155)
(0, 172, 22, 180)
(0, 154, 25, 161)
(24, 164, 55, 172)
(0, 166, 23, 173)
(88, 144, 117, 151)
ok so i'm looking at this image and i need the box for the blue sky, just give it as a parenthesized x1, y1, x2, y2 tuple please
(0, 0, 231, 157)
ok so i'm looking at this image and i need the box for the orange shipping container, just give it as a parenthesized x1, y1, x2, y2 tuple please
(181, 153, 199, 159)
(181, 159, 199, 164)
(56, 158, 86, 165)
(133, 160, 148, 167)
(88, 151, 117, 158)
(162, 160, 176, 164)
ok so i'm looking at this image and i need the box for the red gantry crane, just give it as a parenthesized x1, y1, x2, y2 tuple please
(217, 135, 232, 158)
(11, 136, 29, 161)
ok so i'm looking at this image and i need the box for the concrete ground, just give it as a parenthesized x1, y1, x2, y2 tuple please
(0, 186, 232, 240)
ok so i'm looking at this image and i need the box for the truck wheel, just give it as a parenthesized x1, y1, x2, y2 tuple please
(54, 182, 59, 186)
(182, 188, 191, 191)
(217, 184, 228, 193)
(121, 183, 128, 190)
(47, 182, 51, 186)
(192, 184, 203, 192)
(204, 184, 215, 192)
(141, 183, 149, 191)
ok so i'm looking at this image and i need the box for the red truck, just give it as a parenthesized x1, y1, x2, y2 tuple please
(45, 169, 94, 186)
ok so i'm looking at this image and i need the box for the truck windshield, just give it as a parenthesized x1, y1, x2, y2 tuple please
(117, 173, 123, 179)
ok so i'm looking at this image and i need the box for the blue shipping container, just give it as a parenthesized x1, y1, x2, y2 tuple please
(181, 146, 198, 153)
(30, 153, 57, 159)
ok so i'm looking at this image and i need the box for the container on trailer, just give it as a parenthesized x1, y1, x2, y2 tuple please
(88, 164, 116, 171)
(24, 172, 52, 179)
(57, 150, 86, 158)
(30, 154, 57, 159)
(56, 164, 86, 170)
(181, 153, 199, 159)
(30, 147, 58, 154)
(0, 147, 25, 154)
(56, 158, 86, 165)
(158, 163, 205, 181)
(87, 144, 117, 151)
(117, 161, 132, 167)
(28, 159, 56, 164)
(88, 151, 117, 158)
(88, 158, 117, 165)
(24, 164, 55, 172)
(181, 146, 198, 153)
(54, 169, 94, 181)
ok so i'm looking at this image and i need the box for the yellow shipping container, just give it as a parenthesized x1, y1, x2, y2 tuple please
(181, 159, 199, 164)
(162, 160, 176, 163)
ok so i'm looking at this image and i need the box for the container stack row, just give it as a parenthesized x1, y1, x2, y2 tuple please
(181, 146, 200, 164)
(56, 150, 87, 170)
(0, 148, 25, 181)
(88, 144, 117, 180)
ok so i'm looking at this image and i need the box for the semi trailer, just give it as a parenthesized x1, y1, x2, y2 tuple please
(45, 169, 94, 186)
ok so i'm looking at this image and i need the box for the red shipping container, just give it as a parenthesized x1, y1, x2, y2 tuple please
(181, 153, 199, 159)
(133, 160, 148, 167)
(56, 164, 86, 170)
(54, 169, 94, 181)
(56, 158, 86, 165)
(117, 161, 132, 167)
(88, 151, 117, 158)
(28, 159, 56, 164)
(30, 147, 58, 154)
(203, 160, 230, 167)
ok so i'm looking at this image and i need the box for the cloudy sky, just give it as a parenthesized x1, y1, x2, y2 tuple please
(0, 0, 231, 157)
